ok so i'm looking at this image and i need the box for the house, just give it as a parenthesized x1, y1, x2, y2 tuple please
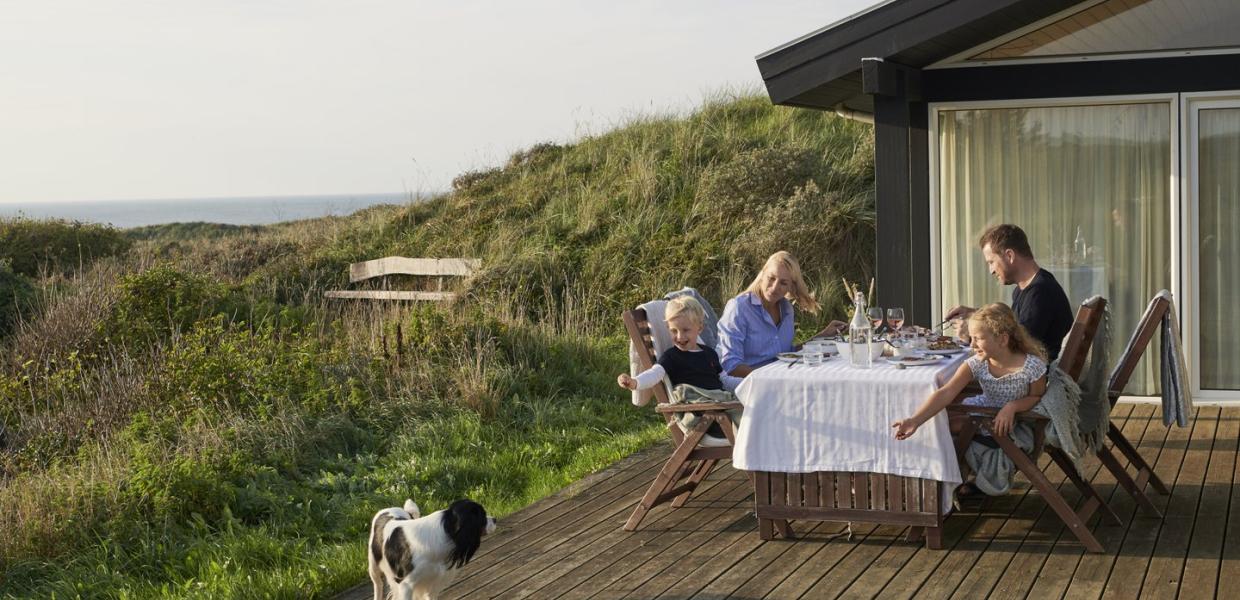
(757, 0, 1240, 401)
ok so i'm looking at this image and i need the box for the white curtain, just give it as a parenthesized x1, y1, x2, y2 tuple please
(1198, 108, 1240, 390)
(938, 102, 1172, 394)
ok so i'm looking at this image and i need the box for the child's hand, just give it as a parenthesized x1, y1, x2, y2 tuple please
(993, 405, 1017, 437)
(617, 373, 637, 390)
(892, 418, 919, 440)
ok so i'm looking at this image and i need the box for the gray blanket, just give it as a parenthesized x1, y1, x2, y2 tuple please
(1158, 291, 1193, 427)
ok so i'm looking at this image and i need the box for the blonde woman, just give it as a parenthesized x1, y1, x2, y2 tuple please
(717, 251, 845, 377)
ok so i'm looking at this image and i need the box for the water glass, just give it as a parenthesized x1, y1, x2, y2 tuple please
(802, 349, 824, 366)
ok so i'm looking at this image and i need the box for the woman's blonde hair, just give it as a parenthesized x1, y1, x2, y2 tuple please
(968, 302, 1046, 361)
(665, 296, 706, 328)
(745, 251, 820, 314)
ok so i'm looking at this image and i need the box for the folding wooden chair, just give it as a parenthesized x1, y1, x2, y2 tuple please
(621, 308, 743, 531)
(949, 296, 1118, 553)
(1095, 293, 1172, 517)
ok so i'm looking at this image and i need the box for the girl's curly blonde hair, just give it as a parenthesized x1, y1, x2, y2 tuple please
(968, 302, 1047, 361)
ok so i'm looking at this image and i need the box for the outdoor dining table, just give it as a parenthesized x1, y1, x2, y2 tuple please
(732, 350, 967, 548)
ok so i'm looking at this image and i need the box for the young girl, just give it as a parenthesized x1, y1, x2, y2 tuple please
(618, 296, 742, 439)
(892, 302, 1048, 449)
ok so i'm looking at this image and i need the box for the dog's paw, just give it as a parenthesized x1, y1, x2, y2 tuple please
(404, 499, 420, 518)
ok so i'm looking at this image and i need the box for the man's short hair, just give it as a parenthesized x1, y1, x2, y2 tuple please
(979, 224, 1034, 259)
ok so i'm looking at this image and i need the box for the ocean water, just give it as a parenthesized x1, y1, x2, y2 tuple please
(0, 193, 413, 229)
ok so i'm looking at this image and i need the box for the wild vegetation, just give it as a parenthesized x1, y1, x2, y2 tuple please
(0, 90, 875, 598)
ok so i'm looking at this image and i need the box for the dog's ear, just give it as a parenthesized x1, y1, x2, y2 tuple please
(444, 500, 488, 569)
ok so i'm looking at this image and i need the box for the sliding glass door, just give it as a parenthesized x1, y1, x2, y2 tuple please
(1189, 97, 1240, 394)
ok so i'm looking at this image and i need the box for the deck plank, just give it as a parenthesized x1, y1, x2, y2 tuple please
(451, 467, 742, 599)
(1059, 403, 1165, 599)
(1101, 404, 1197, 599)
(334, 405, 1240, 600)
(1139, 407, 1218, 599)
(951, 404, 1137, 599)
(1019, 412, 1131, 598)
(512, 474, 753, 599)
(1218, 408, 1240, 590)
(1178, 407, 1237, 599)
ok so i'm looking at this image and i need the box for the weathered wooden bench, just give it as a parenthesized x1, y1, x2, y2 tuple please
(323, 256, 479, 301)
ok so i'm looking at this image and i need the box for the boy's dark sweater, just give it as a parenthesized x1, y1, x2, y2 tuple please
(657, 346, 724, 390)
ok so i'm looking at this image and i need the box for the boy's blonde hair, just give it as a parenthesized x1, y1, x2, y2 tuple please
(745, 251, 820, 314)
(968, 302, 1046, 361)
(665, 296, 706, 328)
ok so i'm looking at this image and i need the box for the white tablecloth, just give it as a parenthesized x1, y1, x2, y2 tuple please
(733, 354, 965, 492)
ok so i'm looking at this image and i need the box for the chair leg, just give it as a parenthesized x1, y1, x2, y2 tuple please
(774, 518, 793, 539)
(926, 525, 944, 549)
(994, 435, 1105, 553)
(1097, 445, 1163, 518)
(1048, 447, 1122, 526)
(1108, 423, 1170, 495)
(624, 419, 710, 531)
(906, 526, 924, 543)
(672, 458, 717, 508)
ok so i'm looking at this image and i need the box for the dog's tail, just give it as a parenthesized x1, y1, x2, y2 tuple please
(404, 499, 420, 519)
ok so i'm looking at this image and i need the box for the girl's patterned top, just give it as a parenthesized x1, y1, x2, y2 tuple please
(963, 353, 1048, 408)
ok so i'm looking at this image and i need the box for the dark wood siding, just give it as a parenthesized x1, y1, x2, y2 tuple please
(923, 53, 1240, 102)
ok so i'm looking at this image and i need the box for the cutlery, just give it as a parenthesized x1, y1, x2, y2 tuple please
(786, 357, 800, 369)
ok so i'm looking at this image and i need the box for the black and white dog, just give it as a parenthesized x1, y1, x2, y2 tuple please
(368, 499, 496, 600)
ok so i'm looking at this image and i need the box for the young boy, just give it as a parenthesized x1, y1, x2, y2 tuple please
(618, 296, 742, 440)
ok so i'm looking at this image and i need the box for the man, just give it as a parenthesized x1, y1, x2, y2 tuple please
(946, 224, 1074, 362)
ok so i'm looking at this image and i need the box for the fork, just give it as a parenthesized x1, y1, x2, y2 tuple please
(786, 357, 800, 369)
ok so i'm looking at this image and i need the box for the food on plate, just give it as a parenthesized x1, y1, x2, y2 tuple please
(927, 336, 963, 351)
(777, 352, 800, 361)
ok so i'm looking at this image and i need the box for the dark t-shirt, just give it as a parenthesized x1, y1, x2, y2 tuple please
(1011, 269, 1074, 362)
(657, 346, 724, 390)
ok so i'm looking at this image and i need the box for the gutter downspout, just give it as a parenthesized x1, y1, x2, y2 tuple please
(833, 103, 874, 125)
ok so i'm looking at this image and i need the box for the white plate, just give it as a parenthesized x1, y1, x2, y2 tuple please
(923, 347, 968, 355)
(776, 352, 802, 363)
(889, 355, 947, 366)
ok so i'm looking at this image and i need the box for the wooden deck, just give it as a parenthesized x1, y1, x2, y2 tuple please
(339, 403, 1240, 599)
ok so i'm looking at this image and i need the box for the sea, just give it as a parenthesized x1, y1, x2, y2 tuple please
(0, 193, 415, 229)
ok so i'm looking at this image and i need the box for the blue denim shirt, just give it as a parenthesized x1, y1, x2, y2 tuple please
(717, 291, 795, 374)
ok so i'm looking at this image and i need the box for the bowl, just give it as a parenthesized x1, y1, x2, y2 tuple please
(804, 340, 837, 355)
(835, 342, 885, 363)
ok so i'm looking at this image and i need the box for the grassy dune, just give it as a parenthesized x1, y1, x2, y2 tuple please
(0, 90, 874, 598)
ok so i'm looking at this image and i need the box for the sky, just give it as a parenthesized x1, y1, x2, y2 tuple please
(0, 0, 878, 205)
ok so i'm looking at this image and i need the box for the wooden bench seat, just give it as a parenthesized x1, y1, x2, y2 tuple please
(324, 256, 479, 301)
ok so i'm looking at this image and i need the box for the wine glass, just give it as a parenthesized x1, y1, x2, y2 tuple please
(866, 307, 884, 332)
(887, 308, 905, 336)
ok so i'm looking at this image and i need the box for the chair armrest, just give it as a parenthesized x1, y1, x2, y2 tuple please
(946, 405, 1050, 422)
(655, 401, 743, 414)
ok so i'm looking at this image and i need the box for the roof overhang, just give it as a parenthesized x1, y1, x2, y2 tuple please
(756, 0, 1088, 113)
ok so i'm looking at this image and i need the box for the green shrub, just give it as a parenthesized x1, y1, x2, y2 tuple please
(0, 260, 34, 337)
(100, 264, 231, 346)
(0, 216, 131, 278)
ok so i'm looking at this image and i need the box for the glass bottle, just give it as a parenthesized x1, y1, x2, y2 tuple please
(849, 291, 873, 369)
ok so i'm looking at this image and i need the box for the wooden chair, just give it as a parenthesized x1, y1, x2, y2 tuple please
(949, 296, 1118, 553)
(621, 308, 743, 531)
(1095, 293, 1173, 517)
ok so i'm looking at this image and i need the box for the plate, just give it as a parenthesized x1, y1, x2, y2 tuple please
(923, 347, 967, 356)
(776, 352, 801, 363)
(890, 355, 946, 366)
